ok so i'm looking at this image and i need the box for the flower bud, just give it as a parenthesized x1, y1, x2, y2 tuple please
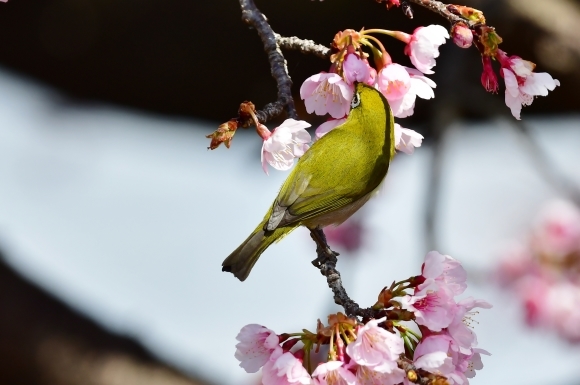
(480, 55, 498, 93)
(451, 22, 473, 49)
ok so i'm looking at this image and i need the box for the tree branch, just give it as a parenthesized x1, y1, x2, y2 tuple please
(275, 34, 331, 59)
(406, 0, 472, 25)
(239, 0, 297, 122)
(309, 228, 378, 320)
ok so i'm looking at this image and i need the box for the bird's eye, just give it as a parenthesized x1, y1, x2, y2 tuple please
(351, 92, 361, 109)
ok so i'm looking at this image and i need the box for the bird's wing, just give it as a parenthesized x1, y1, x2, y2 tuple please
(265, 129, 362, 231)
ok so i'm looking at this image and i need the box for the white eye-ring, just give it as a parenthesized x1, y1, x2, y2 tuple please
(350, 92, 360, 108)
(351, 92, 361, 109)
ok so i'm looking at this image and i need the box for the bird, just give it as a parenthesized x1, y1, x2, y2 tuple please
(222, 82, 395, 281)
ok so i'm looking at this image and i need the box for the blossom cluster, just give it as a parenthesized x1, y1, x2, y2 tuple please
(496, 200, 580, 343)
(234, 251, 491, 385)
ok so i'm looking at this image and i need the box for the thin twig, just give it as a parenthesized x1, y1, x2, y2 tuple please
(310, 228, 378, 319)
(239, 0, 297, 122)
(275, 34, 331, 58)
(406, 0, 475, 26)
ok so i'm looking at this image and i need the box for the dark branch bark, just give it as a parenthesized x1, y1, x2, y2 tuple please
(309, 228, 378, 320)
(406, 0, 474, 26)
(239, 0, 297, 122)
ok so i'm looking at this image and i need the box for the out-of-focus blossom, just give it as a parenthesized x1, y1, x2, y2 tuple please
(263, 347, 312, 385)
(401, 283, 455, 331)
(496, 199, 580, 343)
(403, 25, 449, 74)
(377, 64, 435, 118)
(480, 55, 499, 93)
(394, 123, 423, 154)
(345, 317, 403, 372)
(315, 118, 347, 139)
(312, 361, 357, 385)
(261, 119, 311, 174)
(343, 54, 372, 85)
(531, 200, 580, 260)
(451, 23, 473, 49)
(300, 73, 353, 119)
(421, 251, 468, 296)
(545, 282, 580, 342)
(235, 324, 280, 373)
(497, 50, 560, 120)
(325, 217, 364, 252)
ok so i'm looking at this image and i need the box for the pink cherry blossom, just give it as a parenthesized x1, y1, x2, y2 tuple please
(421, 251, 467, 296)
(355, 364, 405, 385)
(404, 25, 449, 74)
(235, 324, 280, 373)
(263, 347, 312, 385)
(401, 283, 456, 331)
(377, 65, 436, 118)
(497, 50, 560, 120)
(312, 361, 356, 385)
(464, 349, 489, 379)
(315, 118, 347, 139)
(324, 218, 364, 252)
(447, 297, 492, 354)
(377, 64, 410, 101)
(414, 335, 488, 385)
(300, 73, 353, 119)
(343, 54, 372, 85)
(261, 119, 311, 174)
(345, 317, 403, 372)
(544, 282, 580, 342)
(532, 200, 580, 260)
(394, 123, 423, 154)
(480, 55, 498, 93)
(413, 335, 454, 377)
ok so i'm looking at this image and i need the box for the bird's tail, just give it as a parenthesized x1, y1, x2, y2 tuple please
(222, 223, 294, 281)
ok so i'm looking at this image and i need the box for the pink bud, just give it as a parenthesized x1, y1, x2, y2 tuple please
(480, 55, 498, 93)
(451, 23, 473, 49)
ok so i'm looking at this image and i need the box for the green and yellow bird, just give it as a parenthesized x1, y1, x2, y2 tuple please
(222, 82, 395, 281)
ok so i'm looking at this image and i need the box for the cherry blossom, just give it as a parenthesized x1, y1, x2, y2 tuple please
(544, 282, 580, 342)
(394, 123, 423, 154)
(261, 119, 311, 174)
(343, 54, 372, 85)
(315, 118, 347, 139)
(377, 64, 436, 118)
(401, 283, 456, 331)
(345, 317, 403, 372)
(497, 50, 560, 120)
(447, 297, 492, 354)
(531, 200, 580, 259)
(300, 73, 353, 119)
(413, 335, 454, 377)
(355, 364, 405, 385)
(420, 251, 467, 296)
(263, 347, 312, 385)
(235, 324, 281, 373)
(312, 361, 357, 385)
(404, 25, 449, 74)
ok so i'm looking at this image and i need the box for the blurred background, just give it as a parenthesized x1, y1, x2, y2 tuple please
(0, 0, 579, 384)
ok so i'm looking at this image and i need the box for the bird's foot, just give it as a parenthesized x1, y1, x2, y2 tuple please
(309, 227, 339, 267)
